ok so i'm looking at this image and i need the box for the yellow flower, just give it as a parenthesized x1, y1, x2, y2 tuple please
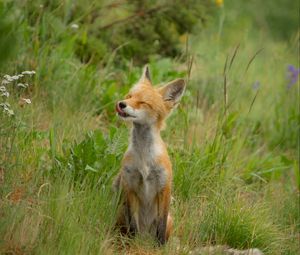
(179, 33, 188, 44)
(216, 0, 223, 7)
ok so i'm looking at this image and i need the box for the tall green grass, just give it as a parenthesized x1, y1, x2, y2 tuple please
(0, 1, 298, 254)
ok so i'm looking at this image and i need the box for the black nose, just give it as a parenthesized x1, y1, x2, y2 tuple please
(119, 101, 127, 109)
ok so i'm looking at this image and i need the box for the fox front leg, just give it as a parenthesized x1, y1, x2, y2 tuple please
(115, 191, 139, 236)
(156, 186, 171, 245)
(157, 214, 168, 245)
(126, 191, 140, 235)
(124, 198, 138, 236)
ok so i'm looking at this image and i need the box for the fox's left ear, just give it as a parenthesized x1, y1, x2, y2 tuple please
(139, 65, 152, 84)
(159, 78, 186, 106)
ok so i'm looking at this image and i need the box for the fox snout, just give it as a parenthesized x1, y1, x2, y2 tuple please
(116, 101, 130, 118)
(118, 101, 127, 109)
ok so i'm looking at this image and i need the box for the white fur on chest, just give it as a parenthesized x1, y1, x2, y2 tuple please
(122, 124, 167, 203)
(123, 163, 167, 203)
(123, 144, 167, 203)
(128, 140, 163, 176)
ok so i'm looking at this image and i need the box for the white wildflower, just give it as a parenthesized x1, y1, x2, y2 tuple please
(11, 75, 19, 80)
(1, 102, 11, 108)
(22, 70, 36, 75)
(1, 79, 10, 85)
(0, 103, 14, 116)
(22, 98, 31, 104)
(4, 75, 13, 82)
(71, 23, 79, 30)
(17, 83, 28, 88)
(7, 109, 14, 116)
(1, 91, 9, 97)
(1, 70, 35, 117)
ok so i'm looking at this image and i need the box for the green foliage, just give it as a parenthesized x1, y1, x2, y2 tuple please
(11, 0, 213, 67)
(199, 195, 281, 254)
(104, 0, 212, 64)
(0, 0, 299, 254)
(226, 0, 299, 40)
(52, 128, 127, 185)
(0, 2, 17, 67)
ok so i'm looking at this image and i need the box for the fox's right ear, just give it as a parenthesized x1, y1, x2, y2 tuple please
(139, 65, 152, 84)
(158, 78, 186, 107)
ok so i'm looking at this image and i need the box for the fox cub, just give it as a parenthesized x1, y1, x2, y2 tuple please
(113, 66, 186, 244)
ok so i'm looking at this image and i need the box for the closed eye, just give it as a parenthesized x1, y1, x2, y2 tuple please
(139, 101, 152, 109)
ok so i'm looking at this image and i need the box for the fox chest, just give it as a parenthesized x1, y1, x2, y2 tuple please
(123, 163, 167, 201)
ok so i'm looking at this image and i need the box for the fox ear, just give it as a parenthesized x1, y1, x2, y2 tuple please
(139, 65, 152, 84)
(159, 78, 186, 106)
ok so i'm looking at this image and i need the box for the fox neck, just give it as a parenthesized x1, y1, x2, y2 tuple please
(130, 122, 163, 161)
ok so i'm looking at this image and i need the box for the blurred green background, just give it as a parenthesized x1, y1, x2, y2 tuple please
(0, 0, 299, 254)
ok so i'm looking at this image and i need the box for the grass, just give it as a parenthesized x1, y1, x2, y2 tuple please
(0, 1, 299, 254)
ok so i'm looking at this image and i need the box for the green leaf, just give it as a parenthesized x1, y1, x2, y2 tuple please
(85, 164, 98, 173)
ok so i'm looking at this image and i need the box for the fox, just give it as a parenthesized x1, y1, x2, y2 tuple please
(112, 65, 186, 245)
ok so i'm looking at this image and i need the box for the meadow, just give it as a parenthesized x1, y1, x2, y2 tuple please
(0, 1, 299, 254)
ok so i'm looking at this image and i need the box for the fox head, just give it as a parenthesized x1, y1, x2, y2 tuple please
(116, 66, 186, 129)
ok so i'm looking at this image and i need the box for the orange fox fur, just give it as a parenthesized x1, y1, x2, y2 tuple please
(113, 66, 185, 244)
